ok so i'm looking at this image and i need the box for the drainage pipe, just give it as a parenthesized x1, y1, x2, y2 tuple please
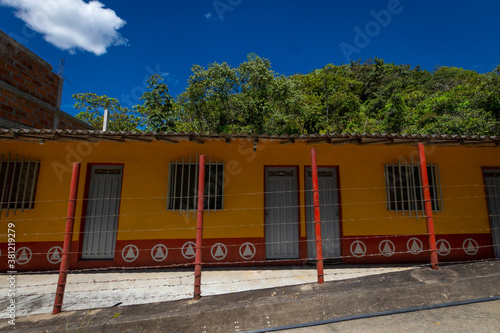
(242, 296, 500, 333)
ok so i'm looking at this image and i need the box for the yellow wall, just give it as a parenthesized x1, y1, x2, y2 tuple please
(1, 139, 498, 243)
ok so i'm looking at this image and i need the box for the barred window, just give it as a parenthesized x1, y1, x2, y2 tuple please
(0, 153, 40, 215)
(385, 161, 442, 216)
(167, 160, 224, 212)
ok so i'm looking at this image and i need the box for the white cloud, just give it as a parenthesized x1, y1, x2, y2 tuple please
(0, 0, 127, 55)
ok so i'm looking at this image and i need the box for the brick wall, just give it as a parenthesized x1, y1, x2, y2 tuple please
(0, 30, 92, 130)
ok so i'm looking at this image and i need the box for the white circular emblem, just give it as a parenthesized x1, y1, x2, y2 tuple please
(122, 244, 139, 262)
(436, 239, 451, 256)
(378, 240, 395, 257)
(182, 241, 197, 259)
(462, 238, 478, 256)
(239, 242, 256, 260)
(350, 240, 366, 258)
(151, 244, 168, 262)
(16, 247, 32, 265)
(407, 238, 423, 255)
(211, 243, 228, 261)
(47, 246, 63, 264)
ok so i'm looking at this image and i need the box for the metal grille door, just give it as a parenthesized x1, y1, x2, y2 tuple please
(81, 165, 123, 260)
(485, 170, 500, 258)
(305, 167, 341, 259)
(265, 167, 299, 259)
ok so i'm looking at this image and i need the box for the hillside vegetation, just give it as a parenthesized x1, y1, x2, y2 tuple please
(75, 55, 500, 135)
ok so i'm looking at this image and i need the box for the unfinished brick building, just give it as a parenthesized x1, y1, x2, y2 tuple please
(0, 30, 93, 130)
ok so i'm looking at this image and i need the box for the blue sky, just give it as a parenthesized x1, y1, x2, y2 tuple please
(0, 0, 499, 116)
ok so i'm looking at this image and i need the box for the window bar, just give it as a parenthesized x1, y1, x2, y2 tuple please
(384, 165, 390, 210)
(28, 161, 38, 210)
(405, 158, 411, 218)
(0, 154, 3, 215)
(430, 163, 437, 213)
(407, 161, 413, 215)
(437, 165, 443, 211)
(392, 162, 397, 213)
(417, 159, 425, 216)
(21, 158, 31, 212)
(410, 156, 419, 220)
(172, 161, 178, 212)
(186, 156, 192, 218)
(13, 156, 25, 215)
(193, 154, 199, 219)
(6, 154, 19, 217)
(179, 158, 185, 214)
(207, 158, 212, 215)
(166, 163, 172, 211)
(0, 152, 12, 217)
(220, 163, 224, 211)
(214, 160, 219, 213)
(398, 159, 405, 215)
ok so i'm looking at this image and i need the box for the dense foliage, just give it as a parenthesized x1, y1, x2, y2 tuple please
(74, 55, 500, 135)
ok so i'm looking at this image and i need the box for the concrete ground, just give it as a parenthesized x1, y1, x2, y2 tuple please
(1, 261, 499, 332)
(0, 265, 411, 318)
(281, 300, 500, 333)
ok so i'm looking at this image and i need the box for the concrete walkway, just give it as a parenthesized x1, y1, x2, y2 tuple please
(0, 266, 412, 318)
(2, 261, 499, 333)
(280, 300, 500, 333)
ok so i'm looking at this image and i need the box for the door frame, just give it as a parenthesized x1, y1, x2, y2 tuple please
(482, 167, 500, 258)
(303, 165, 344, 259)
(263, 165, 301, 259)
(78, 163, 125, 261)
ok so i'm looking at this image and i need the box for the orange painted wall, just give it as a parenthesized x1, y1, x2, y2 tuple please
(0, 139, 498, 245)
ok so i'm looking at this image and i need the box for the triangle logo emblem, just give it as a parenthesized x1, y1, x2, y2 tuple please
(185, 244, 195, 256)
(215, 245, 224, 258)
(354, 243, 363, 254)
(383, 242, 392, 254)
(125, 247, 136, 259)
(467, 241, 475, 252)
(243, 245, 253, 257)
(51, 249, 61, 260)
(439, 242, 448, 252)
(411, 240, 420, 251)
(18, 249, 28, 261)
(154, 247, 164, 258)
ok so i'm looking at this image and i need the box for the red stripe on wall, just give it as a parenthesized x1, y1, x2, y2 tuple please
(341, 234, 493, 264)
(0, 233, 494, 272)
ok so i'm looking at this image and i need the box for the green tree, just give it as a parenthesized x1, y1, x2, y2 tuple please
(231, 54, 278, 133)
(409, 84, 498, 135)
(73, 57, 500, 137)
(136, 74, 177, 132)
(73, 93, 142, 131)
(291, 64, 363, 133)
(178, 62, 239, 133)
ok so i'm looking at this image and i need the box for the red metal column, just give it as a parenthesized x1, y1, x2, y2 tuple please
(194, 155, 206, 299)
(417, 143, 439, 270)
(53, 162, 81, 314)
(311, 149, 324, 284)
